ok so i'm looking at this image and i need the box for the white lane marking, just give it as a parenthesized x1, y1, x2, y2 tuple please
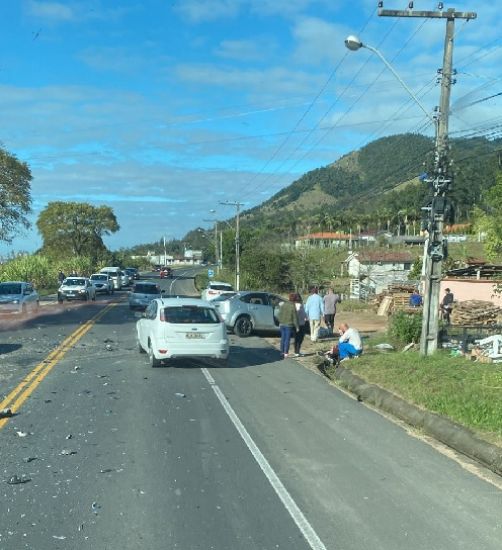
(200, 367, 328, 550)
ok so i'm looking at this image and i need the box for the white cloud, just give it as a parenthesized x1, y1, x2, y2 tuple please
(214, 39, 270, 61)
(173, 0, 241, 23)
(292, 16, 349, 66)
(25, 0, 75, 21)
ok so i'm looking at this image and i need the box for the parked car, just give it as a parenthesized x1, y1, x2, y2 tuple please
(125, 267, 140, 280)
(160, 267, 172, 278)
(201, 281, 234, 301)
(136, 297, 229, 367)
(89, 273, 114, 295)
(99, 267, 122, 290)
(58, 277, 96, 303)
(0, 281, 39, 316)
(212, 291, 283, 337)
(129, 281, 161, 310)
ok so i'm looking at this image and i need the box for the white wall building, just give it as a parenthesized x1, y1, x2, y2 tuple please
(346, 251, 414, 297)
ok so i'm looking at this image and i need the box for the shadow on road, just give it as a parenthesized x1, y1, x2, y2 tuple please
(0, 343, 22, 355)
(152, 344, 282, 369)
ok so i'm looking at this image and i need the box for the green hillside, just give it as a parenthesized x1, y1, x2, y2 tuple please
(243, 133, 501, 235)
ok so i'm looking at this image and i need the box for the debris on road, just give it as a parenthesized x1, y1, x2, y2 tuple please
(175, 392, 186, 398)
(23, 457, 37, 463)
(91, 501, 101, 514)
(52, 535, 66, 540)
(65, 434, 72, 440)
(60, 449, 77, 456)
(0, 408, 13, 419)
(7, 475, 31, 485)
(16, 431, 28, 437)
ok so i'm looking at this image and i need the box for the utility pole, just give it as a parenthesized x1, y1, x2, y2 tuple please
(379, 5, 476, 355)
(203, 218, 220, 272)
(220, 201, 243, 291)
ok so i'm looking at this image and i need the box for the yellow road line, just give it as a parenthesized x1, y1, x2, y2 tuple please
(0, 302, 118, 430)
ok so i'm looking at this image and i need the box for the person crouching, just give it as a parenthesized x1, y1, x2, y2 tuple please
(337, 323, 363, 361)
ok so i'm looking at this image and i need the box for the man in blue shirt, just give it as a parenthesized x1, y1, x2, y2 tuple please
(304, 287, 324, 342)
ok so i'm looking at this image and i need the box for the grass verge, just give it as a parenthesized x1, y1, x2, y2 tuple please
(333, 349, 502, 446)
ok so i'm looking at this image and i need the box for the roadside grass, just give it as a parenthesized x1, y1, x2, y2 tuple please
(337, 299, 373, 313)
(339, 348, 502, 446)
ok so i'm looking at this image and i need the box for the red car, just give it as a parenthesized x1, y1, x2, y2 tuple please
(160, 267, 172, 278)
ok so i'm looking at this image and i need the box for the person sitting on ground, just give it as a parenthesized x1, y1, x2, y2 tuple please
(409, 289, 423, 307)
(337, 323, 363, 361)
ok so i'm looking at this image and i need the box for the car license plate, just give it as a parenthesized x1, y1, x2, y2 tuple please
(186, 333, 204, 339)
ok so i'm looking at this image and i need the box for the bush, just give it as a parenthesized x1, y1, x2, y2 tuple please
(389, 311, 422, 344)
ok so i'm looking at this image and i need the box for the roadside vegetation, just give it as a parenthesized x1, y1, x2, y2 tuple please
(342, 350, 502, 446)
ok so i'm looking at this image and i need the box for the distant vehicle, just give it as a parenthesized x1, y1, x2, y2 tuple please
(129, 281, 161, 310)
(125, 267, 140, 280)
(58, 277, 96, 303)
(99, 267, 122, 290)
(89, 273, 114, 295)
(0, 281, 39, 316)
(201, 281, 234, 301)
(136, 297, 229, 367)
(212, 291, 283, 337)
(119, 270, 130, 287)
(160, 267, 172, 278)
(153, 265, 162, 272)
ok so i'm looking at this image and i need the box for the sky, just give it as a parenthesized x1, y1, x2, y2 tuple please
(0, 0, 501, 254)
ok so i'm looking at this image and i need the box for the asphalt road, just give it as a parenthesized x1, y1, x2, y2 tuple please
(0, 268, 500, 549)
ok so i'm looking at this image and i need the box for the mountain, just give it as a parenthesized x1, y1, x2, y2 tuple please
(241, 133, 502, 235)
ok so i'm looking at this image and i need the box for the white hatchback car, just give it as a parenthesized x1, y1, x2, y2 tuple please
(201, 281, 234, 301)
(136, 297, 229, 367)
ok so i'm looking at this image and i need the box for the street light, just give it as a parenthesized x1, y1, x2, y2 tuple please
(220, 201, 243, 291)
(344, 35, 435, 124)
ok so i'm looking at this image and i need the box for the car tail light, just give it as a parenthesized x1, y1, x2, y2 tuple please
(208, 290, 217, 295)
(159, 309, 166, 322)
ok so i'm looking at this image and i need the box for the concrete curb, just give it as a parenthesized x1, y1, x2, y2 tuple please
(324, 365, 502, 477)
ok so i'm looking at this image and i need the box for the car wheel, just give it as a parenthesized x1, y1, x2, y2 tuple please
(138, 340, 146, 354)
(148, 340, 161, 367)
(234, 315, 252, 337)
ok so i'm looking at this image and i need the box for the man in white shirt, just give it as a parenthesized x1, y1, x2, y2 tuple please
(338, 323, 363, 360)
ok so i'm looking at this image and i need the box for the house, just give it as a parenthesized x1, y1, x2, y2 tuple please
(346, 250, 415, 297)
(295, 232, 356, 249)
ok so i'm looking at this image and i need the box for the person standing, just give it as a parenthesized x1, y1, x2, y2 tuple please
(323, 288, 341, 335)
(57, 269, 65, 285)
(304, 287, 324, 342)
(337, 323, 363, 361)
(277, 293, 299, 359)
(441, 288, 454, 324)
(293, 294, 308, 357)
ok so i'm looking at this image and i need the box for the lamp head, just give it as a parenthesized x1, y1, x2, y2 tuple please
(345, 35, 363, 51)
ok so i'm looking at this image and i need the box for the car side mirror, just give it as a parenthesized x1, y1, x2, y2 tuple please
(161, 289, 165, 294)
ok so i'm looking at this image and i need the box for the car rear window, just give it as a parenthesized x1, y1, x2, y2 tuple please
(91, 274, 107, 281)
(163, 305, 219, 324)
(134, 284, 159, 294)
(209, 284, 234, 291)
(0, 283, 22, 294)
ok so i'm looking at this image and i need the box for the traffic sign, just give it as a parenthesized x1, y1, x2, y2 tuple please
(207, 269, 214, 278)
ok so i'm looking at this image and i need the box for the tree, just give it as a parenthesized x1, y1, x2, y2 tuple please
(37, 202, 119, 259)
(475, 174, 502, 261)
(0, 147, 32, 242)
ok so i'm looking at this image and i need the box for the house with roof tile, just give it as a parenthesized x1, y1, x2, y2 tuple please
(346, 250, 415, 296)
